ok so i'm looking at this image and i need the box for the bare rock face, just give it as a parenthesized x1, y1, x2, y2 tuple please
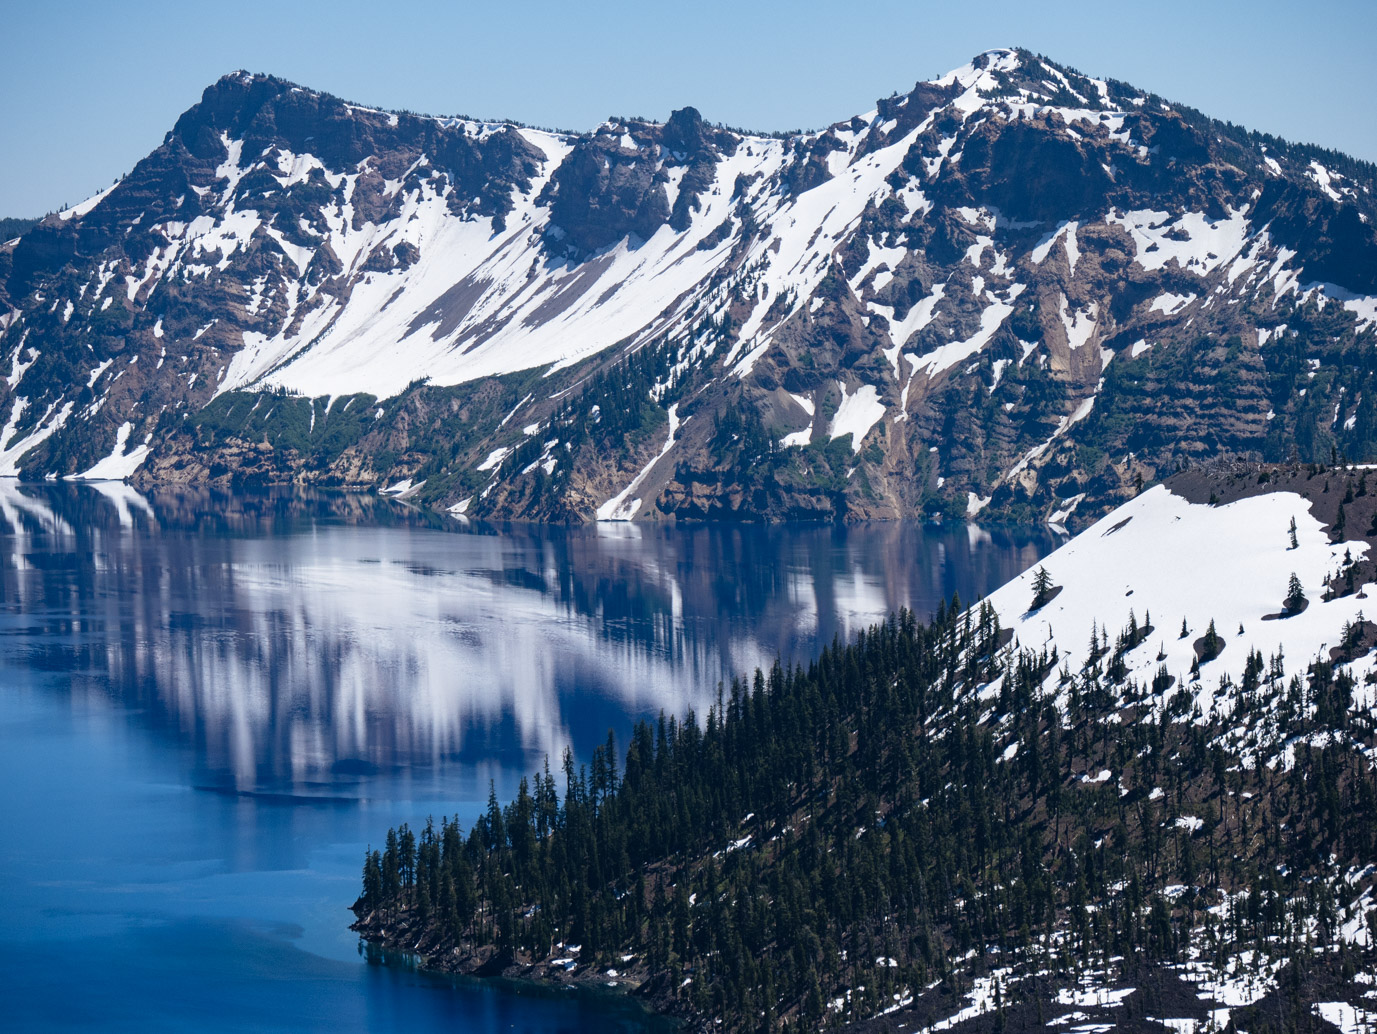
(544, 129, 671, 255)
(4, 50, 1377, 529)
(542, 105, 732, 257)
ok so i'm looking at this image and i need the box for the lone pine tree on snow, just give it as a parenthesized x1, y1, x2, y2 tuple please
(1285, 572, 1307, 613)
(1200, 619, 1222, 662)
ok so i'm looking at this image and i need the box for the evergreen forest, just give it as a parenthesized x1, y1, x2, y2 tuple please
(354, 602, 1377, 1032)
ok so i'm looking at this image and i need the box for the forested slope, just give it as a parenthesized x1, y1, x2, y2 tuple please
(354, 592, 1377, 1032)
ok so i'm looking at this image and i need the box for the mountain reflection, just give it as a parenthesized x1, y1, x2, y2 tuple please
(0, 482, 1058, 795)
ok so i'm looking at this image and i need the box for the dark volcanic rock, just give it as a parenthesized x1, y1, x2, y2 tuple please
(5, 50, 1377, 532)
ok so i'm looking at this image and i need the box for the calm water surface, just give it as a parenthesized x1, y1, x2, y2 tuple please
(0, 482, 1057, 1032)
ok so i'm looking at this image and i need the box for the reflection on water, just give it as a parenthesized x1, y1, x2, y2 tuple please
(0, 481, 1058, 796)
(0, 481, 1059, 1032)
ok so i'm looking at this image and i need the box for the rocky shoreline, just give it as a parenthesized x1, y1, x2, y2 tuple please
(350, 907, 680, 1026)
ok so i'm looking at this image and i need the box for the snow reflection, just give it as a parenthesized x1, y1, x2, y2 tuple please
(0, 481, 1057, 793)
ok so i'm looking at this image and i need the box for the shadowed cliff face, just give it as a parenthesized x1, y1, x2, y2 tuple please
(542, 105, 735, 256)
(3, 50, 1377, 530)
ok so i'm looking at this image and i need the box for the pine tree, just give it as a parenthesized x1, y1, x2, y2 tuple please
(1289, 516, 1299, 549)
(1030, 567, 1054, 610)
(361, 850, 382, 912)
(1284, 572, 1307, 613)
(1199, 619, 1221, 663)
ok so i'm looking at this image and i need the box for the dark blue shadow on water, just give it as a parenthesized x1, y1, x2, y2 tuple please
(0, 482, 1059, 1031)
(2, 919, 659, 1033)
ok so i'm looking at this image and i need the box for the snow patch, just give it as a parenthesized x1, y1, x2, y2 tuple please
(597, 403, 680, 521)
(829, 383, 885, 453)
(68, 421, 149, 481)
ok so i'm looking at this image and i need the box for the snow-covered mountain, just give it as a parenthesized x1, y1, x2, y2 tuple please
(4, 49, 1377, 525)
(924, 461, 1377, 1032)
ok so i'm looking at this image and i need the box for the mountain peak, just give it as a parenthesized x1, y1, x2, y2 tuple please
(3, 54, 1377, 532)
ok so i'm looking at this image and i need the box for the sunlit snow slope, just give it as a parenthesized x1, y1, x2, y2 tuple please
(4, 50, 1377, 526)
(987, 482, 1377, 753)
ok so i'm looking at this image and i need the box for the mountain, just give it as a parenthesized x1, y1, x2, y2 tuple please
(988, 462, 1377, 698)
(351, 461, 1377, 1032)
(4, 50, 1377, 527)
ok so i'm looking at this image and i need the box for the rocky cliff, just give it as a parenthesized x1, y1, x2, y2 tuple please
(3, 50, 1376, 528)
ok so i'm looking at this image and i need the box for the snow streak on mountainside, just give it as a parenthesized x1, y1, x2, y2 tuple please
(3, 50, 1377, 526)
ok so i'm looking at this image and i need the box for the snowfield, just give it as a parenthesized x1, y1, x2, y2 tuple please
(985, 484, 1377, 716)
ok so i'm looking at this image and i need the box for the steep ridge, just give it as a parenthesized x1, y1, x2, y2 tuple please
(350, 462, 1377, 1032)
(3, 50, 1377, 527)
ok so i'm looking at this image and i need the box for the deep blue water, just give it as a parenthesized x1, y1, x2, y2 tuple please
(0, 482, 1057, 1032)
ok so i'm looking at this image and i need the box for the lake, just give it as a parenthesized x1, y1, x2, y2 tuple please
(0, 482, 1057, 1032)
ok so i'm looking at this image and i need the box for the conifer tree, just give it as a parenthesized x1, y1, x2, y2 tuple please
(1200, 619, 1221, 662)
(1285, 572, 1307, 613)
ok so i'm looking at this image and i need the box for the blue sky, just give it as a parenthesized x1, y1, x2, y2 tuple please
(3, 0, 1375, 216)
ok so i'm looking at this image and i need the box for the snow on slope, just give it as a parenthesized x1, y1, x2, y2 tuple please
(13, 47, 1377, 506)
(191, 52, 1057, 403)
(237, 131, 783, 400)
(829, 382, 886, 452)
(46, 50, 1377, 414)
(0, 401, 74, 477)
(597, 403, 681, 520)
(68, 421, 151, 480)
(985, 485, 1377, 716)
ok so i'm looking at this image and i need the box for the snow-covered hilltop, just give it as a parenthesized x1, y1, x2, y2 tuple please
(3, 50, 1377, 524)
(988, 476, 1377, 741)
(902, 464, 1377, 1034)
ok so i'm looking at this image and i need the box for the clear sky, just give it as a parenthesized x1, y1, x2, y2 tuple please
(3, 0, 1375, 216)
